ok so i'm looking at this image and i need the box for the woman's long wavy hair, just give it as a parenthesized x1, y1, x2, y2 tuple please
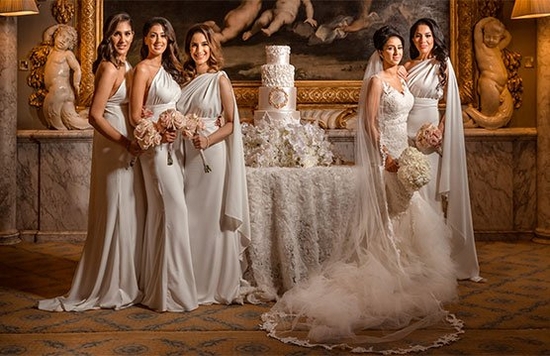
(92, 12, 133, 74)
(140, 17, 184, 85)
(182, 23, 224, 85)
(409, 18, 448, 89)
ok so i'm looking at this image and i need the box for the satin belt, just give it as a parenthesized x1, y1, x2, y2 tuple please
(408, 97, 439, 138)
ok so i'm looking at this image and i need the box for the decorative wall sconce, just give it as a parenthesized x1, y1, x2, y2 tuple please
(0, 0, 39, 16)
(511, 0, 550, 19)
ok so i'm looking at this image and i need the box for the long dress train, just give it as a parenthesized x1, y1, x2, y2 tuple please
(139, 67, 198, 312)
(406, 58, 482, 282)
(261, 56, 462, 353)
(176, 71, 250, 305)
(38, 62, 145, 311)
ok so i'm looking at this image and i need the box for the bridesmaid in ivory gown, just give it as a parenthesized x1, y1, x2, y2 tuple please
(261, 26, 462, 354)
(39, 13, 145, 311)
(176, 23, 250, 305)
(130, 17, 198, 312)
(404, 18, 483, 282)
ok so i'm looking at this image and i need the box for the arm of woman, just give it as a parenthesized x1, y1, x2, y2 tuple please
(365, 76, 382, 151)
(129, 63, 149, 127)
(88, 62, 132, 151)
(194, 74, 235, 149)
(366, 76, 398, 172)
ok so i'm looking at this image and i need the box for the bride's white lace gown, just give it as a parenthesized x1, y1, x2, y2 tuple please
(261, 75, 461, 353)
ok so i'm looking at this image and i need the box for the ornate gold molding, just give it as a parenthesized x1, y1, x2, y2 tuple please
(77, 0, 479, 112)
(76, 0, 101, 107)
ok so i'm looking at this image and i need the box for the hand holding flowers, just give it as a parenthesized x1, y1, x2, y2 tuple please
(133, 107, 184, 166)
(180, 113, 211, 173)
(415, 123, 443, 156)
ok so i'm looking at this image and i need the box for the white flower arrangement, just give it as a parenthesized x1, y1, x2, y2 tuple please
(242, 119, 334, 168)
(397, 146, 431, 193)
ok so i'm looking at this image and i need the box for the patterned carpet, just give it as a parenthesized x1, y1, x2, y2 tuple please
(0, 240, 548, 355)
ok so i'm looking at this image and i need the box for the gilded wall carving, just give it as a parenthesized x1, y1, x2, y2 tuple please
(76, 0, 503, 129)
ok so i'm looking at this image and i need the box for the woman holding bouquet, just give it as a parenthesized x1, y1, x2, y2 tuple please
(130, 17, 198, 312)
(261, 26, 460, 354)
(176, 23, 250, 305)
(39, 13, 145, 311)
(404, 18, 482, 282)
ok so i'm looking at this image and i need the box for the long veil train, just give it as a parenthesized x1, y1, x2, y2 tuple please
(260, 53, 463, 354)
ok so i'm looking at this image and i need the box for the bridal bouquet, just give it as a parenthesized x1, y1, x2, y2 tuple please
(415, 123, 442, 155)
(397, 147, 431, 193)
(180, 113, 211, 173)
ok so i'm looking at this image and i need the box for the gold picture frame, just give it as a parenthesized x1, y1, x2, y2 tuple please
(75, 0, 480, 115)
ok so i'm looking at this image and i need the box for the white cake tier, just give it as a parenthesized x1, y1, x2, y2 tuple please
(265, 45, 290, 65)
(261, 64, 295, 87)
(258, 87, 296, 111)
(254, 110, 300, 126)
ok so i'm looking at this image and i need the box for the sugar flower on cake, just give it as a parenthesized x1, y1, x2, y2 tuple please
(242, 119, 334, 168)
(397, 146, 431, 193)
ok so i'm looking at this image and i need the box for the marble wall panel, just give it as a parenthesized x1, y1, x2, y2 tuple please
(16, 136, 39, 232)
(327, 129, 355, 164)
(513, 140, 537, 231)
(39, 137, 92, 231)
(466, 140, 515, 231)
(15, 128, 537, 241)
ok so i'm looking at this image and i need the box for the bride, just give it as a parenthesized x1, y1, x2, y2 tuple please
(261, 25, 463, 353)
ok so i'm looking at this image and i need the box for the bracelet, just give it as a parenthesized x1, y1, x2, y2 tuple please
(205, 135, 210, 149)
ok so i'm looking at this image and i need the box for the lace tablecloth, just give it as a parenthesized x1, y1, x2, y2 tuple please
(244, 166, 357, 300)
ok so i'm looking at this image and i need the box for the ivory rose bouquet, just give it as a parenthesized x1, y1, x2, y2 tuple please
(415, 123, 443, 156)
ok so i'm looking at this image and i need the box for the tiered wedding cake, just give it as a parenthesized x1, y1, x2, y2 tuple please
(254, 45, 300, 125)
(242, 45, 333, 168)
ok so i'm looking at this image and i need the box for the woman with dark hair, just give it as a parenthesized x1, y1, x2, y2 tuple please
(260, 25, 461, 354)
(404, 18, 483, 283)
(130, 17, 198, 312)
(176, 23, 250, 305)
(39, 13, 145, 311)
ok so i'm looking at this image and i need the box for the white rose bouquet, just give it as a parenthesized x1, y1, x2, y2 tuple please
(397, 147, 431, 193)
(415, 123, 443, 156)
